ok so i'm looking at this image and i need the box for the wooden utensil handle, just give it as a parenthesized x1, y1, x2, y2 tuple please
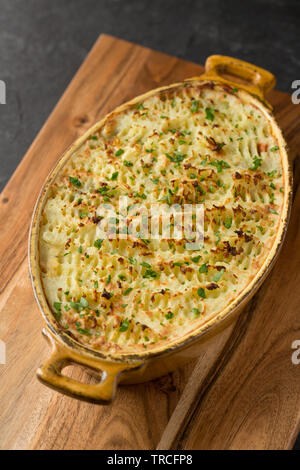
(37, 328, 143, 404)
(202, 55, 276, 104)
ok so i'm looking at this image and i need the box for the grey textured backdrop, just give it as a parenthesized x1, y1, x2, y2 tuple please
(0, 0, 299, 450)
(0, 0, 299, 191)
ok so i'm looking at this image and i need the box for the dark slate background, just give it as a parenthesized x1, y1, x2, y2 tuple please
(0, 0, 299, 449)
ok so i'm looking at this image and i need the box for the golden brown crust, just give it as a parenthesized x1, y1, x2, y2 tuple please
(39, 82, 284, 354)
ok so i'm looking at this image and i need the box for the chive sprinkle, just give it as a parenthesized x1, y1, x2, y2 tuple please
(197, 287, 206, 298)
(115, 149, 124, 157)
(69, 176, 81, 187)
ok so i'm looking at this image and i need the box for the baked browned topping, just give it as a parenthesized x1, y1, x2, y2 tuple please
(39, 82, 284, 353)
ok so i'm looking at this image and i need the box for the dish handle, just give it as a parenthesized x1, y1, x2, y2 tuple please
(199, 55, 276, 105)
(37, 328, 143, 404)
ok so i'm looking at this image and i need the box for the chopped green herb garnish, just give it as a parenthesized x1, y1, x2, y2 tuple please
(191, 100, 200, 113)
(143, 269, 159, 279)
(213, 268, 225, 283)
(199, 263, 208, 274)
(69, 176, 81, 188)
(209, 160, 230, 173)
(165, 312, 174, 320)
(205, 107, 215, 121)
(215, 231, 221, 245)
(166, 188, 173, 205)
(70, 301, 84, 312)
(197, 287, 206, 298)
(166, 151, 186, 163)
(111, 171, 119, 181)
(119, 318, 130, 332)
(96, 186, 109, 194)
(124, 287, 133, 296)
(54, 302, 62, 312)
(115, 149, 124, 157)
(192, 308, 201, 315)
(133, 191, 147, 199)
(270, 146, 279, 152)
(124, 160, 133, 167)
(94, 281, 99, 289)
(224, 217, 232, 229)
(94, 239, 104, 249)
(75, 323, 91, 335)
(249, 155, 262, 171)
(191, 255, 201, 263)
(141, 262, 151, 268)
(80, 297, 89, 308)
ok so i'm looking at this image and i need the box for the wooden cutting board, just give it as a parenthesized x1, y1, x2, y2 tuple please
(0, 34, 299, 450)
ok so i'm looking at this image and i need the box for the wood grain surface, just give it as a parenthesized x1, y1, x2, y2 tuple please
(157, 91, 300, 450)
(0, 34, 299, 450)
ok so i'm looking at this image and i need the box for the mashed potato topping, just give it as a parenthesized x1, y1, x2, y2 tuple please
(39, 82, 284, 353)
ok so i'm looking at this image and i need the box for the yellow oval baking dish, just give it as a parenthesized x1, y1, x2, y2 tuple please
(29, 55, 292, 404)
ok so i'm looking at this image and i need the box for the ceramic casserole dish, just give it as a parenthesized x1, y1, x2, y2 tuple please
(29, 55, 292, 404)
